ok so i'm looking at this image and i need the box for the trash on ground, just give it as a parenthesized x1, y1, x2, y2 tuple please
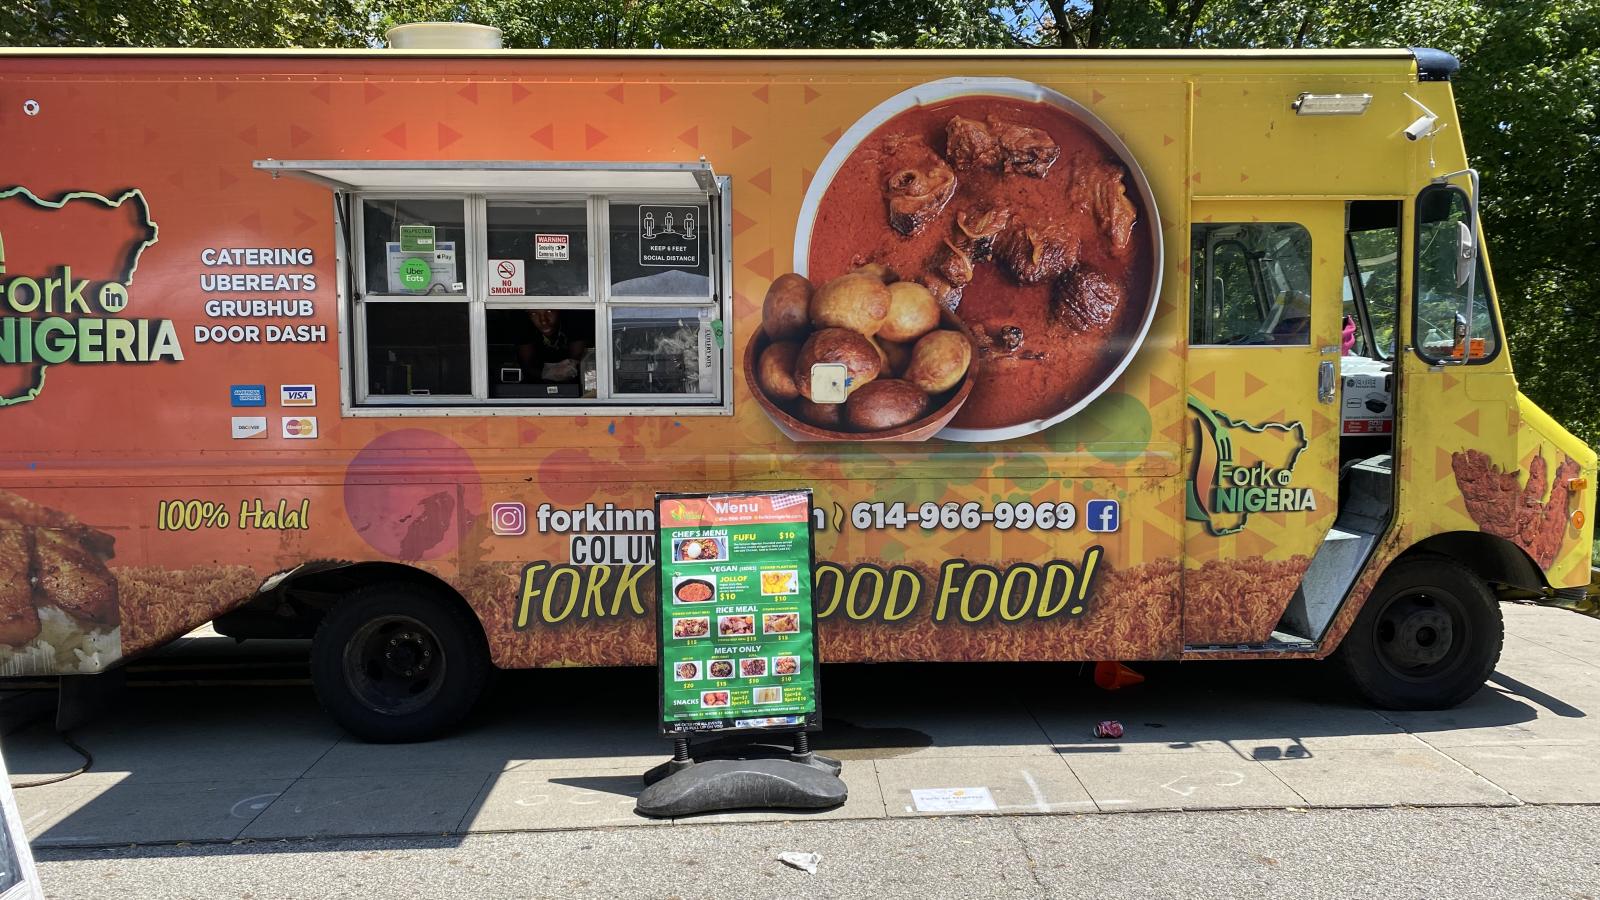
(1094, 720, 1125, 739)
(909, 786, 997, 812)
(778, 851, 821, 875)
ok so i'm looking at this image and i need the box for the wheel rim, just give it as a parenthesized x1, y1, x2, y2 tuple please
(1370, 584, 1468, 681)
(343, 615, 447, 716)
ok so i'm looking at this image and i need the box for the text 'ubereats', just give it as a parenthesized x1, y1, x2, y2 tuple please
(196, 246, 326, 344)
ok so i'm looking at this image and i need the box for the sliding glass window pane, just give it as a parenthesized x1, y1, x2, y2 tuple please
(609, 202, 711, 297)
(361, 198, 467, 295)
(486, 202, 589, 297)
(364, 302, 471, 396)
(485, 307, 597, 399)
(610, 306, 715, 395)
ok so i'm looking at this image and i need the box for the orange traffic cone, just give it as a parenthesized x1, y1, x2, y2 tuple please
(1093, 661, 1145, 691)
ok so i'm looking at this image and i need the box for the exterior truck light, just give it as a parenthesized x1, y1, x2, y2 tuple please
(1567, 477, 1588, 493)
(1572, 510, 1586, 530)
(1291, 92, 1373, 115)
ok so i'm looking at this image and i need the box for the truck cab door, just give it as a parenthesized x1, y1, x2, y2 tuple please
(1182, 199, 1344, 647)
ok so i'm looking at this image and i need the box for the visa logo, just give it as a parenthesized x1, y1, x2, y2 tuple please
(280, 384, 317, 407)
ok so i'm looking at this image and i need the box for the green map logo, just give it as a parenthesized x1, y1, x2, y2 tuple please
(1185, 396, 1313, 536)
(0, 186, 177, 408)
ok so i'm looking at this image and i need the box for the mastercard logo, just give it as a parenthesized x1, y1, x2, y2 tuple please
(281, 416, 318, 439)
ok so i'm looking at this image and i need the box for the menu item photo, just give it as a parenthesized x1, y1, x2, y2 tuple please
(752, 686, 784, 705)
(672, 616, 710, 639)
(672, 575, 717, 604)
(719, 614, 756, 637)
(674, 660, 702, 681)
(774, 655, 800, 675)
(672, 536, 728, 563)
(760, 569, 800, 596)
(762, 612, 800, 634)
(700, 690, 731, 708)
(707, 659, 734, 679)
(740, 657, 767, 677)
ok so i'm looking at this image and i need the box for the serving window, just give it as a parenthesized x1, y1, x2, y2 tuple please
(349, 191, 726, 412)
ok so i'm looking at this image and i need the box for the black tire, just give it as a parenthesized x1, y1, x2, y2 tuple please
(311, 582, 491, 743)
(1337, 555, 1503, 710)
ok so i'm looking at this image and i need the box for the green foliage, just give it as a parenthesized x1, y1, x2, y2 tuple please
(3, 0, 1595, 447)
(359, 1, 1019, 49)
(1, 0, 373, 47)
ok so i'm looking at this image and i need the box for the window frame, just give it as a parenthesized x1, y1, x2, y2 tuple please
(1410, 183, 1503, 367)
(1189, 222, 1314, 349)
(343, 182, 732, 417)
(483, 195, 595, 303)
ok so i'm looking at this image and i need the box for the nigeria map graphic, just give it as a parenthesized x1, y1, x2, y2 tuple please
(0, 187, 160, 406)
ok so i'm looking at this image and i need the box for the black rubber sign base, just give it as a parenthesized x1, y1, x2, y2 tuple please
(636, 737, 847, 818)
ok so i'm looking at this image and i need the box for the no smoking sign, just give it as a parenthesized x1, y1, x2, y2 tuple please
(488, 258, 525, 296)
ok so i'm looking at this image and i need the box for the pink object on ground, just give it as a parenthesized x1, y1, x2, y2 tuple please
(1094, 720, 1124, 739)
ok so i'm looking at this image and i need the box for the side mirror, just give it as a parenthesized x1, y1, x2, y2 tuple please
(1455, 220, 1476, 288)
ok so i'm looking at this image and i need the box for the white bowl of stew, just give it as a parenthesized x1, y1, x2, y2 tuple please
(794, 77, 1163, 442)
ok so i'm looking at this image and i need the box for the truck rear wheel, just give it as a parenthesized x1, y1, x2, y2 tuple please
(310, 583, 490, 742)
(1337, 555, 1502, 710)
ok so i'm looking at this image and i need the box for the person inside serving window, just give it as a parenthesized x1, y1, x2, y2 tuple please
(517, 309, 590, 383)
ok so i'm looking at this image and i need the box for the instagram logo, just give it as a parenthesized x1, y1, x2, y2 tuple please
(491, 502, 526, 536)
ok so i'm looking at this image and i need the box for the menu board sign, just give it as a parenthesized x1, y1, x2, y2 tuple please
(656, 490, 819, 735)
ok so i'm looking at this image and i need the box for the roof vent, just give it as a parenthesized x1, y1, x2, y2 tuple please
(385, 22, 503, 50)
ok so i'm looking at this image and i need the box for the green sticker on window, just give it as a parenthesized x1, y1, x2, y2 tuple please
(399, 257, 432, 292)
(399, 225, 436, 253)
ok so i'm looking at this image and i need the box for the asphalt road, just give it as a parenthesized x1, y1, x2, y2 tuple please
(33, 804, 1600, 899)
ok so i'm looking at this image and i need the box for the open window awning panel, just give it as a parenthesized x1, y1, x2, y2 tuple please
(252, 159, 720, 194)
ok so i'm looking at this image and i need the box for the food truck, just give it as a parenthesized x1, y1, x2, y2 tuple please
(0, 41, 1593, 741)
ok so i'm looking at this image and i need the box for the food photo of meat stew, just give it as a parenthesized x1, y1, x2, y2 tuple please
(807, 94, 1154, 433)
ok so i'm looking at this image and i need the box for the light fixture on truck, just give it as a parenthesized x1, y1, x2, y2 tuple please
(1291, 93, 1373, 116)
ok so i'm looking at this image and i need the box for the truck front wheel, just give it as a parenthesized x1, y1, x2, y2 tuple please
(1337, 555, 1503, 710)
(311, 583, 490, 742)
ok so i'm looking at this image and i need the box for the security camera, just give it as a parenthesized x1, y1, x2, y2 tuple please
(1404, 113, 1438, 141)
(1402, 93, 1440, 141)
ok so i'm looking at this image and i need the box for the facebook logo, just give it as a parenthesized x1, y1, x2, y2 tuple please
(1085, 499, 1120, 533)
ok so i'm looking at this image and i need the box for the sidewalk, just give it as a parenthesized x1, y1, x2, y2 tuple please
(7, 604, 1600, 847)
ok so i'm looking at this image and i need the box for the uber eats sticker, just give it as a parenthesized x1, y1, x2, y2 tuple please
(1185, 396, 1314, 536)
(0, 187, 177, 407)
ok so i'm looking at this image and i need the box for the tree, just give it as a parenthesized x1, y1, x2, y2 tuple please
(1, 0, 373, 47)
